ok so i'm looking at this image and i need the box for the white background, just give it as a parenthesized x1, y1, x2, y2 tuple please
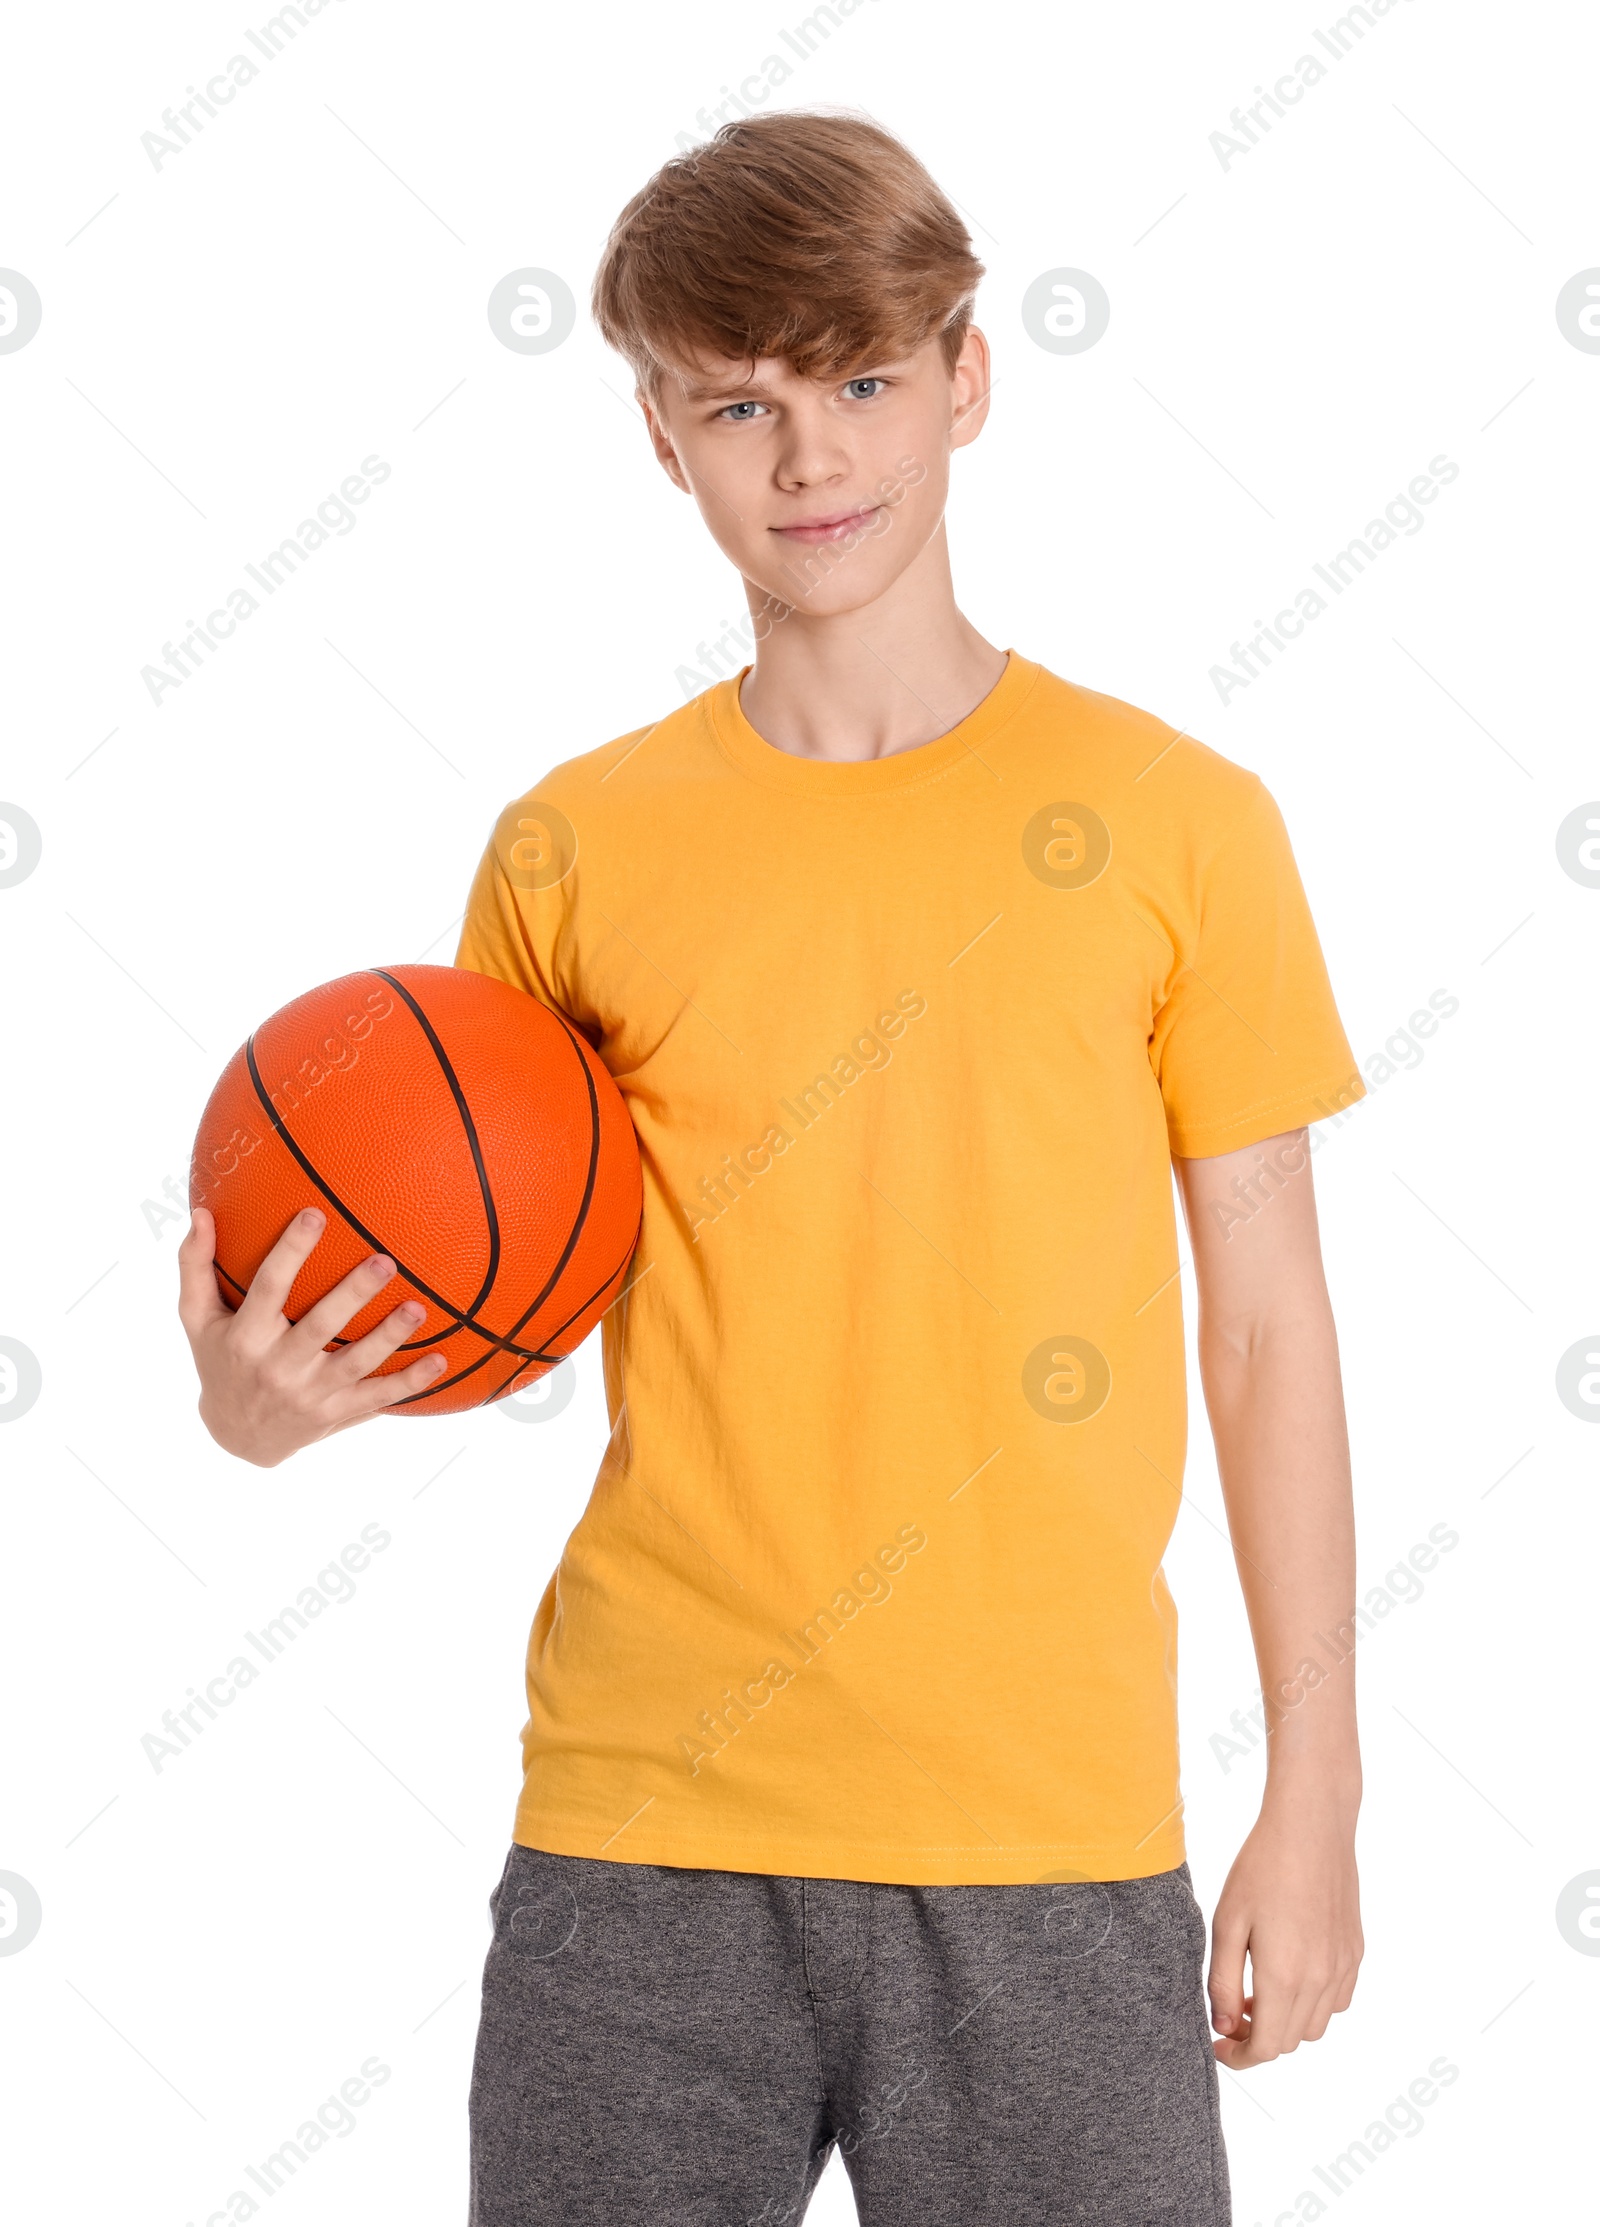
(2, 2, 1596, 2221)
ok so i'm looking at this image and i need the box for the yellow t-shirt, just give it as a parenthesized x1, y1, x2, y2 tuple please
(455, 653, 1362, 1885)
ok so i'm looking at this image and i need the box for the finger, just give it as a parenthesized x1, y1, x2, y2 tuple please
(290, 1250, 403, 1349)
(176, 1207, 230, 1332)
(1218, 2025, 1283, 2069)
(1223, 1976, 1296, 2068)
(1304, 1964, 1359, 2040)
(341, 1348, 450, 1417)
(1272, 1983, 1324, 2054)
(328, 1298, 429, 1381)
(1212, 2001, 1251, 2068)
(1207, 1914, 1250, 2045)
(235, 1207, 330, 1323)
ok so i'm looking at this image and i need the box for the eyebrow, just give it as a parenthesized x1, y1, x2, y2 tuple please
(677, 373, 775, 403)
(675, 356, 908, 405)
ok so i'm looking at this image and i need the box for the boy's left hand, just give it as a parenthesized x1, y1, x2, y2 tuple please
(1207, 1794, 1363, 2068)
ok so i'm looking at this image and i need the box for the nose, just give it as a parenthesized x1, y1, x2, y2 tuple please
(773, 396, 852, 493)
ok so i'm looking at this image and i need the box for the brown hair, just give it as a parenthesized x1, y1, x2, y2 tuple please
(593, 111, 984, 394)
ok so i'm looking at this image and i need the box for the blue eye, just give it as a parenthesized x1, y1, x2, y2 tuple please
(720, 401, 764, 420)
(845, 378, 884, 400)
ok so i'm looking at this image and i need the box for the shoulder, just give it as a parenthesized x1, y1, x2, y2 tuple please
(1021, 662, 1270, 856)
(481, 691, 721, 886)
(505, 690, 713, 808)
(474, 688, 730, 909)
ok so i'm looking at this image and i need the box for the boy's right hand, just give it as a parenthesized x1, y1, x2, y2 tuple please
(178, 1205, 448, 1467)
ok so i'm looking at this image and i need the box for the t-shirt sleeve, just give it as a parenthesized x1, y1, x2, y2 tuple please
(1150, 777, 1364, 1159)
(452, 795, 583, 1026)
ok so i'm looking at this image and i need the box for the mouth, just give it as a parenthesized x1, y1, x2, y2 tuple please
(771, 507, 881, 546)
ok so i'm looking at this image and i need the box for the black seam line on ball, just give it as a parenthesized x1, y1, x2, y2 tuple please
(387, 1339, 529, 1408)
(388, 1326, 536, 1406)
(531, 1212, 643, 1354)
(369, 969, 502, 1322)
(495, 1005, 605, 1347)
(375, 992, 606, 1358)
(242, 993, 610, 1372)
(386, 1225, 637, 1407)
(387, 1164, 624, 1408)
(384, 1002, 606, 1376)
(337, 964, 506, 1352)
(243, 1032, 545, 1366)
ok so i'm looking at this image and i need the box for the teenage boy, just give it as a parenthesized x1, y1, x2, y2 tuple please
(181, 113, 1366, 2226)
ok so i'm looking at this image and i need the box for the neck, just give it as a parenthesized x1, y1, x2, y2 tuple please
(736, 524, 1007, 762)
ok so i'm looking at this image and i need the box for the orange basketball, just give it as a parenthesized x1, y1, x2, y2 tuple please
(189, 964, 642, 1415)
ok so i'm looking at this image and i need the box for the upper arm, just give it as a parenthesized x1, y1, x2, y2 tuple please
(1173, 1128, 1333, 1346)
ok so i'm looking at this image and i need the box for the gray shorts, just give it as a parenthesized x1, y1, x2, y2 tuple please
(468, 1844, 1229, 2226)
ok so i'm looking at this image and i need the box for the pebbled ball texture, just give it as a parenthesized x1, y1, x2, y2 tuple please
(189, 964, 642, 1415)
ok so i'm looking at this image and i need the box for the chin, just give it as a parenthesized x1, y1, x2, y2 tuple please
(759, 552, 912, 621)
(771, 582, 892, 623)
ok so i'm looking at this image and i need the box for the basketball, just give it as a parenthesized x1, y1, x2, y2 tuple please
(189, 964, 643, 1416)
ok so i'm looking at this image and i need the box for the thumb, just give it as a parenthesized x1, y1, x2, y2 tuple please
(177, 1205, 227, 1327)
(1208, 1906, 1250, 2040)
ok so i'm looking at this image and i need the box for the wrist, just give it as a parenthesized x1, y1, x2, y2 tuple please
(1260, 1753, 1362, 1823)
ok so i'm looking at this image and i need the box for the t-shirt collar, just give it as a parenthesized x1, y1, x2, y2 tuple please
(705, 648, 1040, 796)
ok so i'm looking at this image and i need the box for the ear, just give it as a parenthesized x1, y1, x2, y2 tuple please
(949, 326, 992, 452)
(638, 386, 693, 495)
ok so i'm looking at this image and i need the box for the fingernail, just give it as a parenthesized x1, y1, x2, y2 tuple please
(427, 1354, 447, 1375)
(300, 1209, 325, 1230)
(400, 1301, 426, 1323)
(368, 1254, 396, 1278)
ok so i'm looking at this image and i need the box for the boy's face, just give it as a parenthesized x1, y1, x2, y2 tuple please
(640, 328, 990, 621)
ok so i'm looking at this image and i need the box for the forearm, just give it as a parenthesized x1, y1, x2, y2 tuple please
(1175, 1120, 1366, 2066)
(1198, 1292, 1360, 1805)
